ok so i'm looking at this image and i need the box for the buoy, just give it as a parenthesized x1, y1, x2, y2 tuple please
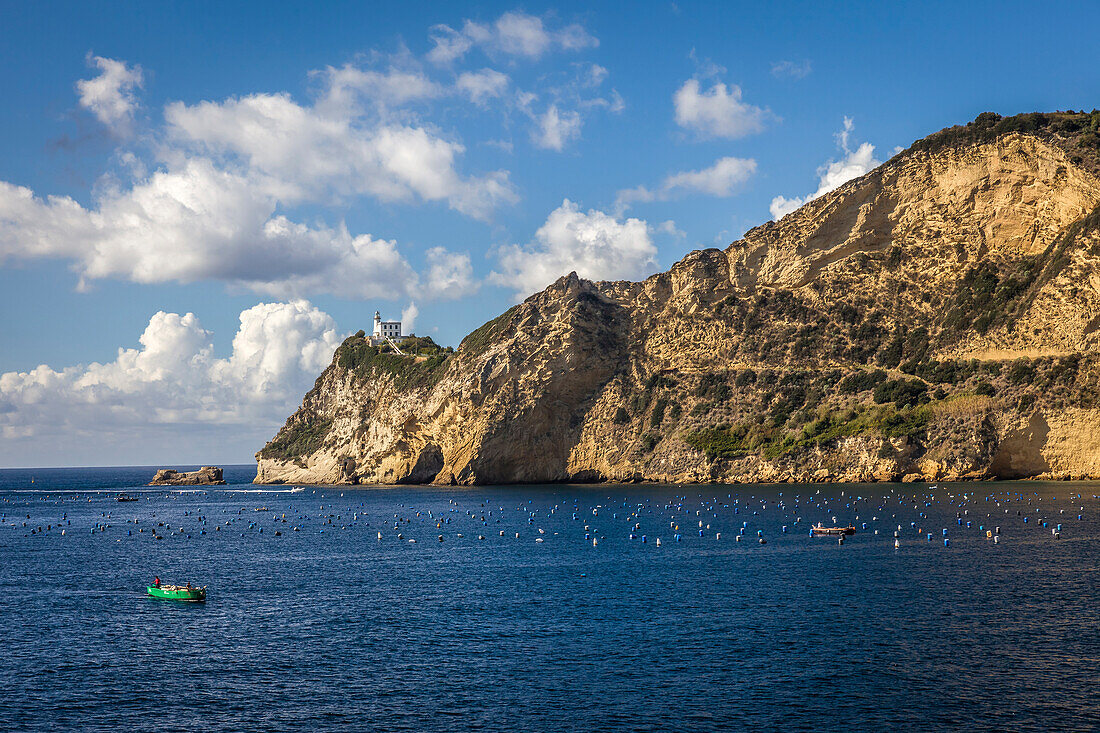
(655, 538, 661, 546)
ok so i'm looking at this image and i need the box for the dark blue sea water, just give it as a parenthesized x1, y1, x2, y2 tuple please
(1, 466, 1097, 731)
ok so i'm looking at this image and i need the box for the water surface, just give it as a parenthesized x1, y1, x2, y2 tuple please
(1, 466, 1097, 731)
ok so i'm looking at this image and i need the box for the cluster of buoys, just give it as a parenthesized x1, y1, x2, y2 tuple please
(3, 483, 1093, 559)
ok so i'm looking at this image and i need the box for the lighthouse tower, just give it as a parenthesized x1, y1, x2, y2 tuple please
(371, 310, 405, 345)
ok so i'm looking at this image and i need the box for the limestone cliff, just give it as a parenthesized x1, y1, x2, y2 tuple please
(257, 111, 1100, 485)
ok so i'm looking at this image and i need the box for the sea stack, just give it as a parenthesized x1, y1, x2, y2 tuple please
(149, 466, 226, 486)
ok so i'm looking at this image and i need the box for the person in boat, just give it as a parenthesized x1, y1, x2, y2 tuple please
(186, 582, 192, 590)
(154, 576, 161, 588)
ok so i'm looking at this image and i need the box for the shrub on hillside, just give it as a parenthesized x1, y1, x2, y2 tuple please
(873, 379, 929, 408)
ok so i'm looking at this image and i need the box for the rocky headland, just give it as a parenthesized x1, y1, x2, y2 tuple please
(256, 111, 1100, 485)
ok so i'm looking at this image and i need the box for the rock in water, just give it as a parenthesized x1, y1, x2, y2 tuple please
(149, 467, 226, 486)
(255, 111, 1100, 486)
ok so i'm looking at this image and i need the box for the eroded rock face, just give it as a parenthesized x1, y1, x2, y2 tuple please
(257, 113, 1100, 485)
(149, 467, 226, 486)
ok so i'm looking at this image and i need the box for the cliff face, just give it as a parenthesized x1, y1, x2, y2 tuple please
(257, 111, 1100, 485)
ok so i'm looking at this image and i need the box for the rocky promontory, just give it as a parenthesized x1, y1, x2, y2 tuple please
(257, 111, 1100, 485)
(149, 467, 226, 486)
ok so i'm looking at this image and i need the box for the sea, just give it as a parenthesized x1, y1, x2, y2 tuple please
(0, 465, 1097, 732)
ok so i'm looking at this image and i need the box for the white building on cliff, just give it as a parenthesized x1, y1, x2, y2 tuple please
(371, 311, 408, 346)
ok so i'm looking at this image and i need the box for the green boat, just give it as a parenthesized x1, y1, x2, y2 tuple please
(147, 584, 206, 602)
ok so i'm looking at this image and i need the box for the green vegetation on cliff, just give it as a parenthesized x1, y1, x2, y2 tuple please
(335, 333, 453, 389)
(258, 414, 333, 463)
(904, 110, 1100, 178)
(683, 405, 931, 461)
(459, 307, 518, 356)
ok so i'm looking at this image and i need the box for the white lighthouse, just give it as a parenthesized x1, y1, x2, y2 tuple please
(371, 311, 406, 345)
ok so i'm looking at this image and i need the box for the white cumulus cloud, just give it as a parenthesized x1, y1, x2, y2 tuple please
(490, 199, 657, 298)
(424, 246, 479, 299)
(616, 156, 756, 211)
(0, 301, 345, 465)
(0, 162, 427, 300)
(164, 92, 515, 218)
(75, 55, 144, 132)
(455, 68, 510, 106)
(769, 117, 881, 220)
(531, 105, 582, 150)
(400, 302, 419, 333)
(0, 60, 517, 299)
(427, 11, 597, 64)
(315, 64, 443, 114)
(673, 79, 770, 139)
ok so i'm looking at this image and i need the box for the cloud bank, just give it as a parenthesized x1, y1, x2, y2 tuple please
(1, 10, 613, 302)
(0, 301, 344, 465)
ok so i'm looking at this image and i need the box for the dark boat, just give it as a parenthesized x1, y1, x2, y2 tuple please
(117, 494, 139, 502)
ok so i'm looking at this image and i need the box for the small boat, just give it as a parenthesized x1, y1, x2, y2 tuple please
(147, 584, 206, 602)
(117, 494, 139, 502)
(810, 523, 856, 536)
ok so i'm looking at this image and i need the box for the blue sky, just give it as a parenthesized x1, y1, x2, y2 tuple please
(1, 0, 1098, 467)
